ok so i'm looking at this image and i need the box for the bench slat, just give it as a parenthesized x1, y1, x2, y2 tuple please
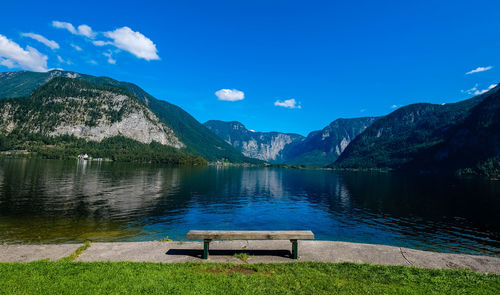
(186, 230, 314, 240)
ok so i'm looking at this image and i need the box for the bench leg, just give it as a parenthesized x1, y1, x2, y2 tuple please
(291, 240, 298, 259)
(203, 239, 211, 259)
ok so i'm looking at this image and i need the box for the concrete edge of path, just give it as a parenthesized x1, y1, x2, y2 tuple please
(0, 244, 83, 262)
(1, 241, 499, 274)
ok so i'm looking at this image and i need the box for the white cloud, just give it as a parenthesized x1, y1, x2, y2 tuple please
(0, 34, 48, 72)
(390, 104, 398, 109)
(466, 66, 493, 75)
(52, 21, 77, 34)
(77, 24, 95, 38)
(463, 84, 478, 95)
(53, 21, 160, 62)
(274, 98, 301, 109)
(57, 55, 71, 65)
(463, 83, 497, 95)
(103, 27, 159, 60)
(21, 33, 59, 50)
(215, 89, 245, 101)
(93, 40, 112, 46)
(103, 51, 116, 64)
(474, 84, 497, 95)
(70, 43, 82, 51)
(52, 21, 95, 38)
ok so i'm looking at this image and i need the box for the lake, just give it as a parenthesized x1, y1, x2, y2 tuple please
(0, 158, 499, 256)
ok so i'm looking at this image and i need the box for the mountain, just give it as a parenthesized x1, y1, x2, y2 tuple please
(1, 77, 183, 147)
(281, 117, 379, 166)
(0, 70, 252, 163)
(0, 77, 207, 165)
(404, 85, 500, 176)
(204, 117, 378, 166)
(333, 84, 500, 174)
(204, 120, 304, 162)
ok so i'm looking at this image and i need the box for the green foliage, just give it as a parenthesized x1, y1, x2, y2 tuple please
(59, 241, 91, 262)
(457, 157, 500, 178)
(0, 261, 498, 294)
(334, 101, 481, 169)
(0, 71, 51, 98)
(30, 77, 136, 101)
(283, 150, 335, 167)
(0, 130, 207, 166)
(234, 252, 251, 262)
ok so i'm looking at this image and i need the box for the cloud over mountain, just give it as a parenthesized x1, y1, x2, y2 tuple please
(52, 21, 95, 38)
(466, 66, 493, 75)
(0, 34, 47, 72)
(51, 21, 160, 63)
(100, 27, 159, 61)
(21, 33, 59, 50)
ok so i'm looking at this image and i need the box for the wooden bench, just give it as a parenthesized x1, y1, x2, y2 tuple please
(186, 230, 314, 259)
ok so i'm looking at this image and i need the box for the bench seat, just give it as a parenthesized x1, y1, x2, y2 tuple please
(187, 230, 314, 240)
(186, 230, 314, 259)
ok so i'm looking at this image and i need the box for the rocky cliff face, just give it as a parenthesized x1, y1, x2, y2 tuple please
(0, 77, 183, 148)
(204, 118, 378, 166)
(282, 117, 379, 166)
(204, 120, 304, 162)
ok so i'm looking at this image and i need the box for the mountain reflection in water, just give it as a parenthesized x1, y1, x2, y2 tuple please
(0, 158, 499, 256)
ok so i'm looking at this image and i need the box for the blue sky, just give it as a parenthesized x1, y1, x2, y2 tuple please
(0, 0, 499, 135)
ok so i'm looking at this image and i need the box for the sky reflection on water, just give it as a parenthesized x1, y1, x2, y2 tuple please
(0, 158, 499, 256)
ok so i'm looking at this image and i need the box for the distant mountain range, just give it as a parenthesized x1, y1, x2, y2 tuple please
(206, 85, 500, 176)
(205, 117, 378, 166)
(204, 120, 304, 162)
(0, 70, 498, 176)
(281, 117, 379, 166)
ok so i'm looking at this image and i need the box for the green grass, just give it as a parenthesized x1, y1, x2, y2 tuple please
(0, 261, 498, 294)
(59, 241, 91, 262)
(233, 252, 251, 262)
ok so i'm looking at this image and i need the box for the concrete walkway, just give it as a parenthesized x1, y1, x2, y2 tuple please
(1, 241, 499, 274)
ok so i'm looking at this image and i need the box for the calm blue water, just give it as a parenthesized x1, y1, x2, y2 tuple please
(0, 158, 499, 256)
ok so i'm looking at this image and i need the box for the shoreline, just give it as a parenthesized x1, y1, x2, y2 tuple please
(1, 240, 499, 274)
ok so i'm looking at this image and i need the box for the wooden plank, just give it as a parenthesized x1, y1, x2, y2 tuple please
(186, 230, 314, 240)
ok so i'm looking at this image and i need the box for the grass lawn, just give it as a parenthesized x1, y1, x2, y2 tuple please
(0, 261, 498, 294)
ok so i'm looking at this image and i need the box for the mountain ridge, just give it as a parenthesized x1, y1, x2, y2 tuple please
(205, 117, 378, 166)
(2, 70, 498, 175)
(281, 117, 379, 166)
